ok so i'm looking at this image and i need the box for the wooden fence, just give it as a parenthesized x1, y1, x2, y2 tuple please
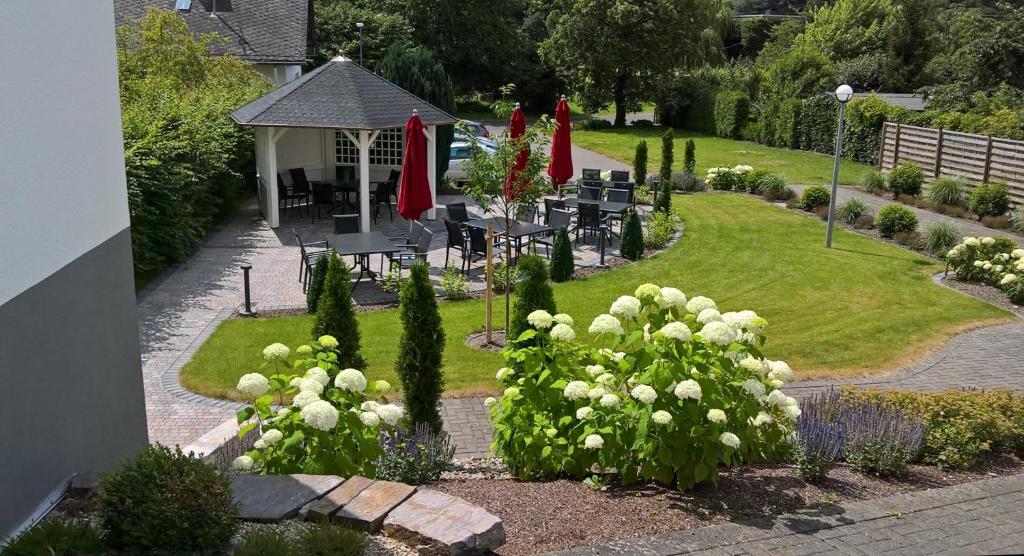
(879, 122, 1024, 206)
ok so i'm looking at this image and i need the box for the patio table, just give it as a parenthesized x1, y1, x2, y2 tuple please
(464, 217, 552, 264)
(321, 178, 359, 211)
(561, 197, 631, 238)
(330, 231, 404, 290)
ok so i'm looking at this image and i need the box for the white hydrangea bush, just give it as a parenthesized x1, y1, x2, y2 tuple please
(488, 284, 796, 488)
(232, 336, 399, 476)
(946, 236, 1024, 305)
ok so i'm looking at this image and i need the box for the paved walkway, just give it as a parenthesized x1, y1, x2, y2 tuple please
(548, 473, 1024, 555)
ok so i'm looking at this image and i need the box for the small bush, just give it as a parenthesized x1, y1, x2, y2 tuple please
(922, 223, 963, 255)
(313, 253, 365, 369)
(935, 204, 969, 218)
(439, 266, 469, 300)
(842, 400, 924, 477)
(633, 140, 648, 188)
(758, 174, 790, 201)
(376, 423, 455, 485)
(397, 263, 446, 431)
(683, 139, 696, 175)
(1011, 208, 1024, 232)
(296, 523, 368, 556)
(981, 215, 1012, 229)
(492, 261, 520, 293)
(549, 227, 574, 282)
(968, 181, 1011, 218)
(508, 255, 557, 340)
(306, 253, 329, 314)
(793, 392, 845, 482)
(800, 186, 831, 211)
(743, 168, 773, 193)
(887, 163, 925, 198)
(837, 199, 869, 224)
(853, 214, 875, 229)
(659, 128, 674, 185)
(876, 204, 919, 238)
(233, 530, 293, 556)
(671, 172, 705, 192)
(654, 178, 673, 214)
(98, 444, 237, 554)
(862, 170, 887, 195)
(631, 119, 654, 127)
(926, 177, 968, 208)
(573, 119, 612, 131)
(706, 167, 740, 191)
(644, 211, 679, 249)
(813, 206, 830, 221)
(619, 209, 645, 260)
(3, 520, 106, 556)
(714, 91, 751, 139)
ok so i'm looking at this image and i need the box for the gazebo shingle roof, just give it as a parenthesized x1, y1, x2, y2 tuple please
(231, 56, 457, 130)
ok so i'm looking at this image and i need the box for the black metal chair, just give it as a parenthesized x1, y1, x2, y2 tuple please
(310, 182, 335, 222)
(579, 185, 603, 201)
(335, 165, 357, 206)
(278, 174, 307, 214)
(575, 201, 611, 245)
(292, 228, 329, 292)
(610, 170, 630, 183)
(543, 198, 566, 225)
(581, 168, 602, 181)
(535, 208, 573, 258)
(389, 228, 435, 277)
(288, 168, 319, 193)
(333, 214, 360, 235)
(611, 182, 637, 204)
(443, 219, 468, 271)
(606, 188, 631, 233)
(515, 203, 539, 223)
(383, 221, 426, 273)
(445, 202, 470, 224)
(371, 180, 394, 223)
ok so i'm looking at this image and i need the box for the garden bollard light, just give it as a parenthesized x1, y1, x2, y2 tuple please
(598, 225, 609, 269)
(239, 264, 256, 317)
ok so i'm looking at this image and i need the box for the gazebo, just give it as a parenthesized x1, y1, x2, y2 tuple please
(232, 55, 457, 231)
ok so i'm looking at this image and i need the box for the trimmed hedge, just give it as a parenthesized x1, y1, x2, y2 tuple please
(714, 91, 750, 139)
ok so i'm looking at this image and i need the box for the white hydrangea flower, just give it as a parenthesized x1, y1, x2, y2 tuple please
(707, 408, 727, 424)
(527, 309, 554, 329)
(564, 381, 590, 400)
(630, 384, 658, 404)
(783, 404, 802, 420)
(599, 348, 627, 362)
(697, 308, 723, 324)
(588, 386, 608, 400)
(1012, 249, 1024, 259)
(643, 323, 652, 342)
(298, 377, 324, 395)
(335, 368, 367, 392)
(741, 379, 766, 399)
(964, 237, 980, 247)
(262, 343, 290, 361)
(304, 367, 330, 387)
(767, 361, 794, 383)
(291, 390, 320, 408)
(784, 396, 798, 407)
(652, 410, 673, 425)
(503, 386, 520, 397)
(674, 379, 702, 400)
(634, 283, 661, 301)
(576, 406, 594, 420)
(276, 408, 291, 419)
(720, 432, 741, 449)
(699, 321, 737, 346)
(496, 367, 513, 381)
(296, 344, 313, 357)
(373, 380, 391, 393)
(595, 373, 615, 387)
(770, 379, 785, 388)
(375, 404, 404, 426)
(484, 397, 497, 408)
(232, 455, 254, 471)
(657, 287, 687, 309)
(589, 314, 625, 335)
(610, 295, 642, 318)
(739, 356, 768, 375)
(982, 237, 996, 245)
(360, 411, 381, 427)
(584, 434, 604, 449)
(318, 335, 339, 349)
(947, 248, 959, 258)
(253, 439, 267, 450)
(751, 412, 773, 427)
(551, 323, 576, 341)
(361, 401, 380, 412)
(261, 429, 283, 445)
(686, 296, 717, 314)
(553, 313, 574, 326)
(767, 390, 788, 406)
(658, 322, 692, 342)
(599, 393, 620, 408)
(301, 400, 340, 431)
(289, 377, 303, 388)
(586, 364, 606, 377)
(1001, 274, 1018, 285)
(237, 373, 270, 398)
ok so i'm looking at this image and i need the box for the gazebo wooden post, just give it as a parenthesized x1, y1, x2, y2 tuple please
(358, 129, 372, 233)
(424, 124, 438, 220)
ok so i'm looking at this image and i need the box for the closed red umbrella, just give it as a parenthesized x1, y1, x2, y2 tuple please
(503, 102, 529, 200)
(547, 95, 574, 189)
(397, 112, 433, 221)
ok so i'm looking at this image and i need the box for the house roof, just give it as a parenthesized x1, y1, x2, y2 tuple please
(113, 0, 313, 65)
(231, 56, 458, 130)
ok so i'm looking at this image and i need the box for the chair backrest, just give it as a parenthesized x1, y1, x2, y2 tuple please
(375, 180, 390, 202)
(467, 225, 488, 253)
(606, 188, 630, 204)
(388, 168, 401, 185)
(580, 186, 602, 201)
(581, 168, 602, 180)
(289, 167, 310, 187)
(578, 201, 601, 226)
(580, 180, 603, 189)
(443, 219, 464, 248)
(610, 170, 630, 183)
(445, 202, 469, 223)
(416, 228, 434, 254)
(616, 182, 636, 203)
(312, 182, 333, 203)
(549, 208, 572, 231)
(333, 214, 359, 234)
(336, 165, 355, 184)
(407, 220, 424, 246)
(544, 198, 566, 224)
(515, 203, 538, 223)
(277, 174, 288, 194)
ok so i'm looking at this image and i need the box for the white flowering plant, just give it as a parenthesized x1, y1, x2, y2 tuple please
(232, 336, 401, 476)
(946, 237, 1024, 305)
(488, 284, 796, 489)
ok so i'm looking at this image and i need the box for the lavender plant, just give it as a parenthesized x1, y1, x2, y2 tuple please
(794, 391, 846, 481)
(841, 401, 924, 477)
(375, 423, 455, 485)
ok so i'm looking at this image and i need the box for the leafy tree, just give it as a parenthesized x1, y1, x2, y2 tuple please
(508, 255, 557, 340)
(759, 44, 833, 101)
(312, 0, 414, 68)
(684, 139, 697, 175)
(306, 253, 329, 314)
(633, 140, 648, 187)
(313, 253, 365, 369)
(395, 264, 446, 431)
(659, 128, 674, 184)
(377, 42, 455, 186)
(540, 0, 726, 126)
(619, 209, 644, 260)
(549, 227, 574, 282)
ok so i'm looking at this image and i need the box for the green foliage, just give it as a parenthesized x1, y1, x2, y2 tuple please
(296, 523, 368, 556)
(707, 167, 741, 191)
(887, 163, 925, 197)
(876, 204, 919, 238)
(117, 9, 271, 280)
(797, 95, 840, 154)
(796, 0, 898, 89)
(800, 185, 831, 211)
(508, 255, 557, 340)
(549, 227, 575, 283)
(968, 181, 1011, 218)
(98, 444, 237, 554)
(773, 98, 804, 148)
(619, 210, 645, 260)
(233, 529, 293, 556)
(743, 169, 773, 194)
(655, 75, 717, 133)
(758, 174, 791, 201)
(862, 169, 887, 194)
(633, 140, 648, 187)
(439, 266, 470, 300)
(922, 223, 963, 256)
(654, 179, 674, 214)
(1011, 208, 1024, 233)
(946, 235, 1019, 283)
(375, 423, 455, 485)
(684, 139, 697, 175)
(759, 44, 833, 101)
(2, 520, 106, 556)
(396, 264, 446, 431)
(844, 95, 912, 164)
(837, 198, 870, 224)
(312, 0, 414, 69)
(573, 118, 614, 131)
(713, 91, 751, 139)
(793, 445, 832, 483)
(313, 254, 365, 370)
(644, 211, 680, 250)
(306, 254, 329, 314)
(659, 128, 675, 184)
(492, 261, 521, 293)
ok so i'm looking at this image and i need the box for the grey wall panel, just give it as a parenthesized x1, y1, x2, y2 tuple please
(0, 227, 148, 537)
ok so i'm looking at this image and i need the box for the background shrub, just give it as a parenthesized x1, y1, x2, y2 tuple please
(233, 530, 293, 556)
(439, 266, 469, 300)
(672, 172, 706, 193)
(296, 523, 368, 556)
(683, 139, 696, 174)
(492, 261, 520, 293)
(306, 253, 329, 314)
(2, 520, 106, 556)
(922, 223, 963, 255)
(313, 254, 365, 369)
(98, 444, 237, 554)
(644, 211, 679, 249)
(376, 423, 455, 484)
(774, 98, 804, 148)
(714, 91, 751, 139)
(619, 209, 645, 260)
(707, 168, 740, 191)
(799, 185, 831, 211)
(926, 177, 968, 208)
(862, 169, 887, 195)
(853, 214, 876, 229)
(396, 264, 446, 431)
(981, 215, 1012, 229)
(876, 204, 919, 238)
(837, 199, 869, 224)
(573, 118, 612, 131)
(508, 255, 557, 340)
(633, 140, 648, 188)
(549, 227, 574, 282)
(743, 168, 773, 194)
(758, 174, 791, 201)
(968, 181, 1011, 218)
(887, 163, 925, 198)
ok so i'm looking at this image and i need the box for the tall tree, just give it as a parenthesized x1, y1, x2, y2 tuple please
(540, 0, 726, 127)
(312, 254, 365, 369)
(395, 263, 445, 431)
(312, 0, 414, 68)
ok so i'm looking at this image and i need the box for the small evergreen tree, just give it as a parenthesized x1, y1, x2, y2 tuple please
(684, 139, 696, 175)
(659, 128, 674, 185)
(395, 264, 445, 431)
(312, 253, 365, 369)
(508, 255, 557, 340)
(619, 209, 644, 260)
(306, 253, 329, 314)
(654, 178, 673, 214)
(633, 140, 648, 188)
(549, 227, 574, 282)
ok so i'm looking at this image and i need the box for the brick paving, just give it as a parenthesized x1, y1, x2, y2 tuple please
(547, 473, 1024, 555)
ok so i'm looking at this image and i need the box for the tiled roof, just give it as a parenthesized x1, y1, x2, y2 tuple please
(231, 56, 457, 130)
(114, 0, 312, 64)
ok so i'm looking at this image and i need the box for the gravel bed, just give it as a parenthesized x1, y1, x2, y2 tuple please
(432, 455, 1024, 555)
(940, 275, 1024, 316)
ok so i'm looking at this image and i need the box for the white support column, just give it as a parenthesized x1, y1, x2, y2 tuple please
(425, 124, 437, 219)
(358, 129, 371, 232)
(266, 127, 279, 228)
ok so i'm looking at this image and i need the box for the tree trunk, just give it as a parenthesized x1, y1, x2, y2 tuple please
(613, 74, 627, 128)
(504, 213, 512, 334)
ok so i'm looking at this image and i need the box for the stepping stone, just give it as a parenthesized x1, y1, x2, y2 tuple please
(301, 475, 375, 521)
(231, 474, 344, 522)
(335, 480, 417, 532)
(383, 489, 506, 555)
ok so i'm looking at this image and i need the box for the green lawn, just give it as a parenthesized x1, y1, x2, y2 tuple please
(573, 127, 872, 186)
(181, 194, 1008, 400)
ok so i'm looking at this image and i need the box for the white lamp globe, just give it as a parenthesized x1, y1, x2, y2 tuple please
(835, 84, 854, 103)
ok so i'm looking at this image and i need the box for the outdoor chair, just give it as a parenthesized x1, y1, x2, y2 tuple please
(292, 228, 329, 292)
(335, 165, 357, 206)
(277, 173, 308, 214)
(383, 221, 426, 273)
(543, 198, 566, 225)
(370, 180, 394, 223)
(288, 168, 319, 193)
(444, 219, 499, 275)
(610, 170, 630, 183)
(515, 203, 539, 223)
(575, 201, 611, 246)
(581, 168, 602, 181)
(606, 188, 631, 233)
(445, 202, 471, 224)
(611, 182, 636, 202)
(388, 228, 435, 278)
(310, 182, 336, 222)
(535, 208, 573, 258)
(579, 185, 603, 201)
(333, 214, 360, 235)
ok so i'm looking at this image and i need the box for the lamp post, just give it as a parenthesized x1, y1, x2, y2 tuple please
(825, 84, 854, 248)
(355, 22, 364, 66)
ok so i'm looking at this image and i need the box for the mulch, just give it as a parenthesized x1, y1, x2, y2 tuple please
(940, 276, 1024, 316)
(432, 455, 1024, 555)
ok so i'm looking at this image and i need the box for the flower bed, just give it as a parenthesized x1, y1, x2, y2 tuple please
(946, 236, 1024, 305)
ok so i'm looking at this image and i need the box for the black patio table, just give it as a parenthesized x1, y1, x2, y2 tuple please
(464, 217, 552, 264)
(321, 178, 359, 211)
(561, 197, 631, 238)
(330, 231, 405, 290)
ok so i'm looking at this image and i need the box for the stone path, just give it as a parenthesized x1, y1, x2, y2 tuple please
(548, 473, 1024, 555)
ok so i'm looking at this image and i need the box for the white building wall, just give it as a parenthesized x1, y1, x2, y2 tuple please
(255, 63, 303, 86)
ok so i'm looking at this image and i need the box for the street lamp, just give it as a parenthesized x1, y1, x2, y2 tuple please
(825, 84, 854, 248)
(355, 22, 364, 66)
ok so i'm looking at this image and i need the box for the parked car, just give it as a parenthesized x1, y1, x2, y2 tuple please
(455, 120, 498, 149)
(447, 140, 496, 182)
